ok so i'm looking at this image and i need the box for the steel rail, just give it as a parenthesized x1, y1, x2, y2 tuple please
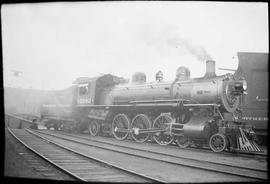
(24, 128, 166, 183)
(32, 129, 267, 181)
(39, 130, 267, 169)
(7, 128, 87, 181)
(36, 128, 267, 158)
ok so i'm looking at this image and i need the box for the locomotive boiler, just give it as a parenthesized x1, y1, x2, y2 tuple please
(110, 61, 246, 113)
(41, 60, 260, 153)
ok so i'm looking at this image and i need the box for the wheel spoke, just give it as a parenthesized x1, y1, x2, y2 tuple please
(153, 114, 174, 146)
(112, 114, 130, 140)
(131, 114, 151, 143)
(209, 133, 227, 152)
(89, 120, 100, 136)
(175, 134, 190, 148)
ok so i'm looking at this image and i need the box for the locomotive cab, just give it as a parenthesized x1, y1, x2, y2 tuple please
(73, 74, 124, 106)
(73, 77, 95, 106)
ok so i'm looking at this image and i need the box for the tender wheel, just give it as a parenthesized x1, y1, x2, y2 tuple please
(112, 114, 130, 140)
(131, 114, 151, 143)
(88, 120, 100, 136)
(153, 114, 174, 145)
(175, 134, 190, 148)
(209, 133, 227, 152)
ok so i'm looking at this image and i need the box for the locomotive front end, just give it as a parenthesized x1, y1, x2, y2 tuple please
(171, 60, 247, 113)
(208, 59, 247, 112)
(169, 60, 257, 152)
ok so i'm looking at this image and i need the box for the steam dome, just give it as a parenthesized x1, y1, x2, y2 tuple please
(132, 72, 146, 84)
(175, 66, 190, 81)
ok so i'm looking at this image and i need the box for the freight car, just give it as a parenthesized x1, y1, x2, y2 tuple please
(40, 86, 76, 131)
(233, 52, 268, 145)
(41, 60, 261, 153)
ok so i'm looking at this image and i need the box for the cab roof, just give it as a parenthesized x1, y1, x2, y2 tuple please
(72, 74, 128, 86)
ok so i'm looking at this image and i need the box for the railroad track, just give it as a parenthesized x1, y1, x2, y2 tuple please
(57, 130, 267, 159)
(31, 129, 267, 182)
(5, 128, 75, 180)
(7, 128, 162, 182)
(37, 130, 267, 166)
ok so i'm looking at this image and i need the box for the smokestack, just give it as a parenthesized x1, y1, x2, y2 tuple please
(204, 60, 216, 78)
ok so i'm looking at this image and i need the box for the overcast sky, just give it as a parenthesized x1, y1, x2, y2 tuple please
(2, 1, 268, 90)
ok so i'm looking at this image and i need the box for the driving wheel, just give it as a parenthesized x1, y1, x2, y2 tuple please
(131, 114, 151, 143)
(112, 114, 130, 140)
(153, 114, 174, 145)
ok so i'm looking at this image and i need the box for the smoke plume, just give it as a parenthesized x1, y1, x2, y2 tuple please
(139, 22, 212, 62)
(167, 37, 212, 61)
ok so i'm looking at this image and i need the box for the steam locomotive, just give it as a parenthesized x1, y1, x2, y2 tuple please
(41, 60, 261, 153)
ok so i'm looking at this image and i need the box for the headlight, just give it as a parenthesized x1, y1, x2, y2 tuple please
(232, 78, 247, 95)
(235, 78, 247, 91)
(242, 79, 247, 91)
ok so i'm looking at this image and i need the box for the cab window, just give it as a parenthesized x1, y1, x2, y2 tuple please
(78, 84, 89, 95)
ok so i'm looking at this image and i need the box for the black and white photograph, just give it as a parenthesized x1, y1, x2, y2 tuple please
(2, 1, 268, 183)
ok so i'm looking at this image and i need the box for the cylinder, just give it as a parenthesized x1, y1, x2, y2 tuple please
(183, 116, 211, 139)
